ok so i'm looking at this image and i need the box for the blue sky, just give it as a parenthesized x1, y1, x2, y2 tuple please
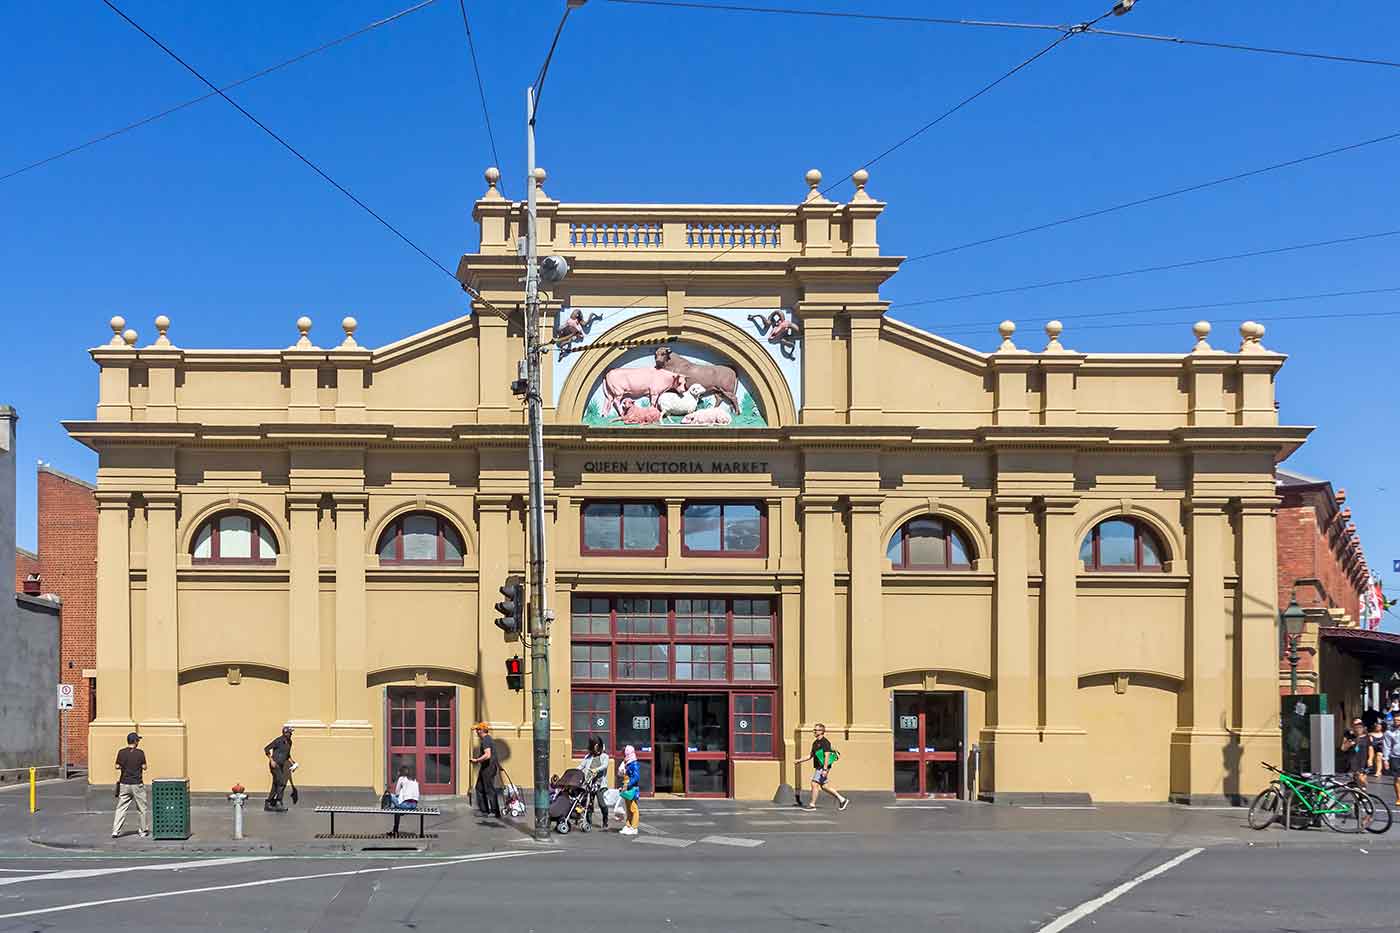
(3, 1, 1397, 616)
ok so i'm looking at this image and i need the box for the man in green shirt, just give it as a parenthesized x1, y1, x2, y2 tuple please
(794, 723, 850, 811)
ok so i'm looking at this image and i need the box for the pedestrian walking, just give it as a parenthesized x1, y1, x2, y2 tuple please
(263, 725, 294, 812)
(794, 723, 850, 811)
(471, 723, 502, 818)
(1342, 718, 1371, 789)
(618, 745, 641, 836)
(1384, 716, 1400, 806)
(389, 765, 420, 836)
(1368, 718, 1386, 783)
(580, 736, 612, 830)
(111, 732, 149, 838)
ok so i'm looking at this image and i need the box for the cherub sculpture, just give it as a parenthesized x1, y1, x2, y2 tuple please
(554, 309, 604, 355)
(747, 310, 802, 358)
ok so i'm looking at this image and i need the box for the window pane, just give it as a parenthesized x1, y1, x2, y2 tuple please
(723, 504, 762, 552)
(582, 503, 621, 551)
(219, 515, 253, 559)
(442, 525, 464, 561)
(948, 529, 970, 566)
(683, 503, 723, 551)
(1141, 530, 1163, 567)
(886, 530, 903, 565)
(1079, 533, 1093, 566)
(571, 595, 611, 635)
(622, 503, 661, 551)
(401, 514, 439, 561)
(257, 522, 278, 559)
(1097, 520, 1137, 567)
(617, 598, 667, 635)
(193, 523, 212, 559)
(906, 519, 946, 567)
(378, 527, 397, 560)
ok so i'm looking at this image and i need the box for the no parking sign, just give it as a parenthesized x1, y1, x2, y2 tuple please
(56, 683, 75, 710)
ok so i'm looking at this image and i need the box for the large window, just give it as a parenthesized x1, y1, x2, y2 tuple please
(681, 502, 766, 556)
(568, 594, 777, 685)
(886, 516, 973, 570)
(1079, 518, 1165, 572)
(571, 691, 611, 751)
(376, 512, 464, 564)
(191, 511, 278, 563)
(733, 694, 774, 756)
(581, 502, 665, 556)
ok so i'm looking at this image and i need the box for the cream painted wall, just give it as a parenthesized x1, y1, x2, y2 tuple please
(178, 586, 289, 672)
(1079, 676, 1180, 801)
(182, 674, 287, 792)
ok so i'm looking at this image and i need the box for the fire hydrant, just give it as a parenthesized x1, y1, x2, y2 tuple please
(228, 784, 248, 840)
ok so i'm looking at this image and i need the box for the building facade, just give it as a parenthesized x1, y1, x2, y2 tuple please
(68, 170, 1308, 802)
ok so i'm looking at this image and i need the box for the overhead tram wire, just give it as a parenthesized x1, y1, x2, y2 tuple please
(907, 129, 1400, 262)
(949, 307, 1400, 341)
(457, 0, 503, 188)
(926, 285, 1400, 336)
(1086, 26, 1400, 71)
(894, 229, 1400, 308)
(2, 0, 440, 184)
(97, 0, 505, 316)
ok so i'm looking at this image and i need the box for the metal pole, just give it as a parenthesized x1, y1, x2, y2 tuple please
(1288, 639, 1299, 696)
(524, 85, 552, 841)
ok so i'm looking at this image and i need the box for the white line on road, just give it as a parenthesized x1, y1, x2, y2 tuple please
(0, 850, 543, 923)
(0, 856, 274, 887)
(633, 836, 695, 848)
(1036, 847, 1204, 933)
(0, 868, 52, 873)
(748, 820, 792, 825)
(1020, 806, 1097, 810)
(683, 821, 718, 826)
(884, 805, 947, 810)
(699, 836, 765, 848)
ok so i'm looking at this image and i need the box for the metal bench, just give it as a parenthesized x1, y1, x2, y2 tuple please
(313, 804, 441, 839)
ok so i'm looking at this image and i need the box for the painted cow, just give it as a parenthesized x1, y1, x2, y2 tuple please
(601, 367, 685, 416)
(654, 347, 740, 411)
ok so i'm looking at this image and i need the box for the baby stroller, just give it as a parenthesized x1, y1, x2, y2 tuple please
(548, 768, 596, 834)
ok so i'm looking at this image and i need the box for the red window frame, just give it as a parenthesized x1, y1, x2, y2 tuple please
(887, 516, 974, 570)
(579, 501, 667, 557)
(1080, 518, 1166, 572)
(386, 687, 457, 796)
(679, 502, 768, 557)
(376, 512, 465, 565)
(571, 690, 612, 752)
(731, 693, 775, 759)
(191, 511, 278, 564)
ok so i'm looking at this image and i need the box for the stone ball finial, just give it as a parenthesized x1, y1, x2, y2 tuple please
(805, 168, 822, 189)
(852, 168, 869, 190)
(297, 315, 312, 336)
(1043, 320, 1065, 352)
(122, 328, 138, 347)
(292, 315, 315, 349)
(340, 316, 359, 348)
(997, 320, 1017, 352)
(532, 166, 547, 187)
(153, 314, 172, 347)
(1191, 320, 1213, 352)
(109, 316, 127, 347)
(1239, 320, 1266, 352)
(485, 166, 500, 187)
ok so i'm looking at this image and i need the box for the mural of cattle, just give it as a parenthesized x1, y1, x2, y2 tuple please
(653, 347, 740, 411)
(600, 367, 686, 416)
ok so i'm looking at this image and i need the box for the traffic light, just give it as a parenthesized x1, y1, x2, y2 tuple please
(495, 575, 524, 636)
(505, 655, 524, 692)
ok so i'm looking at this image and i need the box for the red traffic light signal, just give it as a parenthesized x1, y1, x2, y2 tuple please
(505, 655, 524, 692)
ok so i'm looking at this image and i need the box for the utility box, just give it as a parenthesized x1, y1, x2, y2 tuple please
(1281, 694, 1328, 775)
(1309, 715, 1336, 776)
(151, 778, 191, 840)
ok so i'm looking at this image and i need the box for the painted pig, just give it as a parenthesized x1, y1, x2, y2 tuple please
(618, 398, 662, 424)
(681, 407, 733, 426)
(602, 367, 685, 416)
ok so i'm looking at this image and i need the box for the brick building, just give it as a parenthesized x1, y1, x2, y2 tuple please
(12, 465, 98, 767)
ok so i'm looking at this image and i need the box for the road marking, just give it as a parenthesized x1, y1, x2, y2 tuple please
(1036, 847, 1204, 933)
(699, 836, 764, 848)
(639, 822, 670, 836)
(682, 821, 718, 826)
(0, 850, 543, 922)
(1176, 806, 1242, 810)
(884, 805, 947, 810)
(1020, 806, 1097, 810)
(0, 869, 52, 873)
(633, 836, 695, 848)
(0, 856, 274, 888)
(748, 820, 791, 826)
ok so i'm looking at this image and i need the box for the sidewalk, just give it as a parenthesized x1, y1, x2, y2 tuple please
(3, 778, 530, 855)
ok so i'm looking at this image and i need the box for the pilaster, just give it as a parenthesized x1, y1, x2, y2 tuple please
(846, 496, 892, 787)
(287, 494, 326, 727)
(327, 492, 372, 784)
(91, 491, 135, 785)
(138, 491, 185, 774)
(846, 309, 885, 425)
(1236, 497, 1282, 797)
(796, 306, 837, 424)
(800, 495, 840, 727)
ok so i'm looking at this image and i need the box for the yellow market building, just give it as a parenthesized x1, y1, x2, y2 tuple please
(68, 168, 1309, 803)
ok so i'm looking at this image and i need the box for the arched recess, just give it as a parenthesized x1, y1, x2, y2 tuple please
(884, 668, 991, 690)
(1074, 502, 1183, 568)
(180, 498, 289, 557)
(367, 666, 475, 688)
(178, 662, 289, 685)
(881, 501, 990, 565)
(555, 310, 798, 426)
(368, 500, 476, 560)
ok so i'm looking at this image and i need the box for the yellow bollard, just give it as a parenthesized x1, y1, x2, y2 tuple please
(29, 767, 36, 813)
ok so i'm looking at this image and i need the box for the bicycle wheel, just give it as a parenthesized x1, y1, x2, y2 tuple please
(1247, 787, 1284, 830)
(1322, 787, 1372, 833)
(1365, 794, 1392, 834)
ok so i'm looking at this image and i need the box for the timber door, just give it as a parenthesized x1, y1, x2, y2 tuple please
(387, 688, 456, 796)
(893, 692, 965, 798)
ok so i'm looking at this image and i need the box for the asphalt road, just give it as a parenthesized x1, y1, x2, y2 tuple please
(0, 813, 1392, 932)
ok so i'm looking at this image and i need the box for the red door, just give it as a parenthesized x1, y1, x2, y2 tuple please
(893, 692, 963, 798)
(387, 688, 456, 796)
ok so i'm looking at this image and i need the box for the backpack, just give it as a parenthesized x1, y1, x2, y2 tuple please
(817, 747, 841, 769)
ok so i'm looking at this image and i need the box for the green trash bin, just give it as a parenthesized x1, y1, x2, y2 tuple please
(151, 778, 191, 840)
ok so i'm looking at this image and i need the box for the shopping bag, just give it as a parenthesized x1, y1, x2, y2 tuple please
(601, 788, 621, 808)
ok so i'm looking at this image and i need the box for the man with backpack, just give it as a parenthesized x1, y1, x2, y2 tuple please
(794, 723, 850, 811)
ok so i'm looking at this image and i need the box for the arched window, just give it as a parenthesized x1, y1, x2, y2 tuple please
(1079, 518, 1165, 572)
(886, 516, 974, 570)
(192, 511, 278, 563)
(376, 512, 465, 564)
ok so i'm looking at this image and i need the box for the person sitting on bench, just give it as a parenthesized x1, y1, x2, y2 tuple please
(390, 765, 420, 835)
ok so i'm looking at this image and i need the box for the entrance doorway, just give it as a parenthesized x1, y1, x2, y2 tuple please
(614, 692, 729, 797)
(893, 691, 965, 798)
(387, 688, 456, 796)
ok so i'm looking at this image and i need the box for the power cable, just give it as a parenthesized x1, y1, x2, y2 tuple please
(947, 306, 1400, 340)
(457, 0, 503, 186)
(908, 129, 1400, 262)
(927, 285, 1400, 335)
(605, 0, 1070, 34)
(895, 229, 1400, 307)
(2, 0, 439, 185)
(1087, 26, 1400, 71)
(98, 0, 505, 316)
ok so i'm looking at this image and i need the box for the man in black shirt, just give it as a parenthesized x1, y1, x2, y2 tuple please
(112, 732, 149, 838)
(793, 723, 850, 811)
(263, 725, 294, 812)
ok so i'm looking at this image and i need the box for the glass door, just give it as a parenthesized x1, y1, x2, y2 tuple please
(685, 693, 728, 796)
(616, 693, 655, 795)
(387, 688, 456, 796)
(893, 691, 963, 798)
(652, 693, 686, 795)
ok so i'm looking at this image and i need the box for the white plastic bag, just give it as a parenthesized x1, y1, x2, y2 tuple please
(602, 787, 621, 808)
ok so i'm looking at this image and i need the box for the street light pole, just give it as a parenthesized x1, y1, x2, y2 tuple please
(1281, 595, 1307, 697)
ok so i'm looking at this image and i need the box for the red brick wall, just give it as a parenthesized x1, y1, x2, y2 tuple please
(33, 468, 98, 767)
(13, 548, 39, 594)
(1277, 493, 1364, 621)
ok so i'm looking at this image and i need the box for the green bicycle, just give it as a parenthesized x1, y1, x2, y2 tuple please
(1248, 762, 1375, 833)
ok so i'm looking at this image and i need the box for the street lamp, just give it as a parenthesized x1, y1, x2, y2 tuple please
(1282, 595, 1307, 696)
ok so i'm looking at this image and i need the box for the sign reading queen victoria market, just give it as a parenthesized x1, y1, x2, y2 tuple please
(583, 459, 770, 475)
